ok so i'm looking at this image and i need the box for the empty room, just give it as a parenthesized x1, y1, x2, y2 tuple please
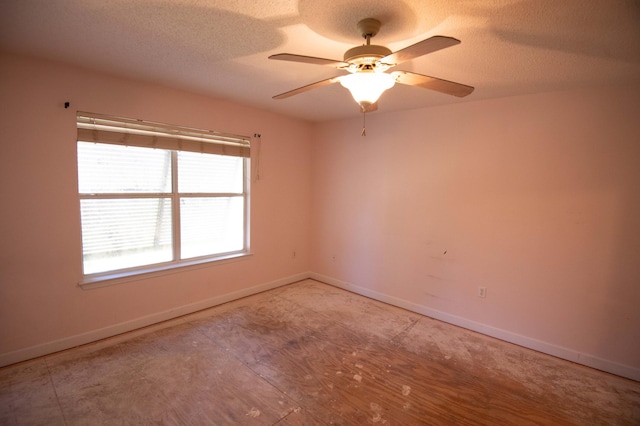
(1, 0, 639, 424)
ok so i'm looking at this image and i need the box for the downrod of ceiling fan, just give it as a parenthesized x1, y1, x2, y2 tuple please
(343, 18, 392, 67)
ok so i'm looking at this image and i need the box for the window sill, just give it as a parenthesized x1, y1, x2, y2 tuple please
(79, 252, 253, 289)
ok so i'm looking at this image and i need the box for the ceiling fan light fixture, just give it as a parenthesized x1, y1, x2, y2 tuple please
(270, 17, 474, 110)
(339, 72, 396, 105)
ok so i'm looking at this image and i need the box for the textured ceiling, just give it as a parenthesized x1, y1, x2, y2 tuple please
(1, 0, 639, 122)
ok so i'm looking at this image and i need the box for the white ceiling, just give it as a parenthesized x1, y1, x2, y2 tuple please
(1, 0, 639, 122)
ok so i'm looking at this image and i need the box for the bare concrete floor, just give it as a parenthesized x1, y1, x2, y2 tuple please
(1, 279, 639, 425)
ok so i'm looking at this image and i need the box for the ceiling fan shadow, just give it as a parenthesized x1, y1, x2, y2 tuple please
(62, 2, 286, 63)
(297, 0, 425, 44)
(493, 29, 640, 65)
(487, 0, 640, 64)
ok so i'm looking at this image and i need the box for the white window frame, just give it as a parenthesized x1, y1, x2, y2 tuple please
(76, 112, 251, 287)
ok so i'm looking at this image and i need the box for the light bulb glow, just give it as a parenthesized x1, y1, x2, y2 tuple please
(340, 72, 396, 104)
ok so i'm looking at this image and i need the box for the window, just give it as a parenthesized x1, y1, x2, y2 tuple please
(76, 112, 250, 283)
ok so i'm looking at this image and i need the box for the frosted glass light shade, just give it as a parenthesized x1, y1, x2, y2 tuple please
(340, 72, 396, 104)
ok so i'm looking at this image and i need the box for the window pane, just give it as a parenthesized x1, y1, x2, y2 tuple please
(78, 142, 172, 193)
(178, 152, 243, 193)
(180, 197, 244, 259)
(80, 198, 173, 274)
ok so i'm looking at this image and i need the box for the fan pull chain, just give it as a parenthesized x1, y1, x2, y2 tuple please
(361, 111, 366, 137)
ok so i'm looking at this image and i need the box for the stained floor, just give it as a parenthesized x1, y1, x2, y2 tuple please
(1, 279, 639, 425)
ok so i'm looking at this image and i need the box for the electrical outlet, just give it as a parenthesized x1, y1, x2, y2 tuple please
(478, 287, 487, 298)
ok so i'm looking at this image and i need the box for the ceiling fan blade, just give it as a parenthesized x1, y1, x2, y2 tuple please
(382, 36, 461, 65)
(269, 53, 349, 68)
(392, 71, 474, 97)
(273, 76, 343, 99)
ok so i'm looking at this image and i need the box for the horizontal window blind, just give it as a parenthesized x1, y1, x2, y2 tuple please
(76, 112, 250, 281)
(80, 197, 174, 274)
(78, 143, 172, 193)
(178, 151, 243, 193)
(77, 112, 250, 158)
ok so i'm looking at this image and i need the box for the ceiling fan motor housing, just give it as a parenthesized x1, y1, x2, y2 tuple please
(344, 45, 393, 71)
(344, 18, 394, 72)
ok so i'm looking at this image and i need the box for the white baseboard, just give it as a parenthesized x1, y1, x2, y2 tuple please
(0, 272, 310, 368)
(4, 271, 638, 382)
(310, 272, 640, 382)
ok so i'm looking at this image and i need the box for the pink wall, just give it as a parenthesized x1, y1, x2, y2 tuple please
(2, 50, 639, 379)
(310, 84, 640, 375)
(0, 52, 312, 360)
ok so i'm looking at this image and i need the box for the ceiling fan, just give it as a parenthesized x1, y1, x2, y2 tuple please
(269, 18, 475, 113)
